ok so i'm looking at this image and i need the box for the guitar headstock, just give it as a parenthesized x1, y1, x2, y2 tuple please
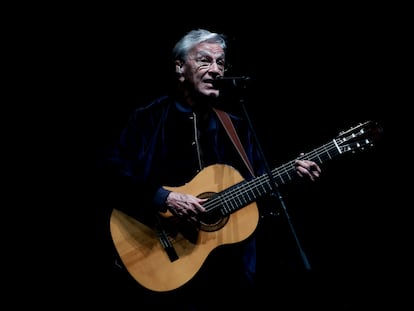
(335, 120, 383, 154)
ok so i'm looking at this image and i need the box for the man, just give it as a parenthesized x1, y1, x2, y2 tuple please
(102, 28, 321, 310)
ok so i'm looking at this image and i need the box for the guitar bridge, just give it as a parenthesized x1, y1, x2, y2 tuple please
(157, 228, 179, 262)
(155, 215, 179, 262)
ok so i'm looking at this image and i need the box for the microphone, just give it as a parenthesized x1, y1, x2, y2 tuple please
(212, 76, 251, 89)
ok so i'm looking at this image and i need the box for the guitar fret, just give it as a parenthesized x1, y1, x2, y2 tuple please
(236, 195, 243, 207)
(222, 200, 233, 214)
(323, 144, 332, 160)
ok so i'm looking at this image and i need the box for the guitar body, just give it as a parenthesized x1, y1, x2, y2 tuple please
(110, 164, 259, 292)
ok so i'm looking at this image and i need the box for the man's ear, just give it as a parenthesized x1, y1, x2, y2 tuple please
(175, 60, 183, 74)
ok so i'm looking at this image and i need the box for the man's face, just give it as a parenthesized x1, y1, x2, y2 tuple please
(178, 42, 226, 98)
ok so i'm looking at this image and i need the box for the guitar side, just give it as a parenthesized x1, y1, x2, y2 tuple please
(110, 164, 260, 292)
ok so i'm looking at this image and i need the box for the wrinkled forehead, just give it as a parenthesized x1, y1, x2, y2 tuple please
(187, 42, 225, 59)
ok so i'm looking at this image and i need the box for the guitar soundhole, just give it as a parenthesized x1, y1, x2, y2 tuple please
(198, 192, 229, 232)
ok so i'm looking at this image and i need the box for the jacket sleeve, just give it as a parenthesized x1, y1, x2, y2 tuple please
(100, 104, 170, 221)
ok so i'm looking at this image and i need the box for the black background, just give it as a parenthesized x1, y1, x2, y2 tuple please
(13, 3, 408, 309)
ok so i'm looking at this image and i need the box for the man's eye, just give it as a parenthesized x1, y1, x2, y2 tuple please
(199, 57, 211, 64)
(216, 60, 225, 67)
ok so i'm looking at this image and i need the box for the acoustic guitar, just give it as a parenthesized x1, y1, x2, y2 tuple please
(110, 120, 382, 292)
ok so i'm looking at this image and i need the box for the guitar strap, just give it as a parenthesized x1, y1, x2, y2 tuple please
(212, 107, 256, 178)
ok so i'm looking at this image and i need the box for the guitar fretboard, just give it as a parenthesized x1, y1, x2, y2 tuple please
(204, 139, 340, 216)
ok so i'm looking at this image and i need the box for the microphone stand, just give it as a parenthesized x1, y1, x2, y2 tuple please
(233, 80, 311, 271)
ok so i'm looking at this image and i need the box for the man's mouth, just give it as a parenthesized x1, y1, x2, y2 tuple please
(204, 79, 218, 88)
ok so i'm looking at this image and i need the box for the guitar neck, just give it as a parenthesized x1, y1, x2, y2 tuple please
(271, 139, 340, 187)
(204, 139, 340, 216)
(203, 120, 381, 218)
